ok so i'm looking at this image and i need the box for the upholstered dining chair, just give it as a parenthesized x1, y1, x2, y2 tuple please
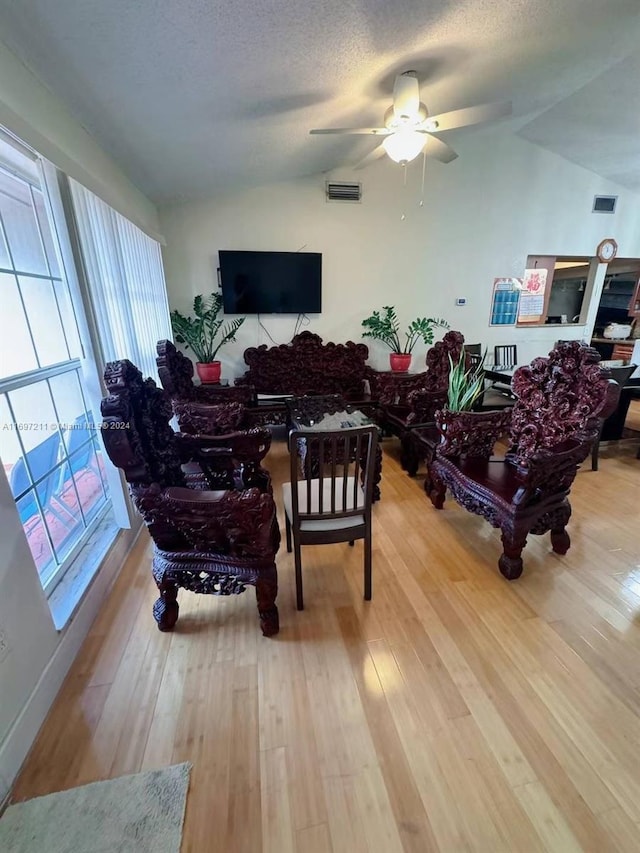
(282, 425, 378, 610)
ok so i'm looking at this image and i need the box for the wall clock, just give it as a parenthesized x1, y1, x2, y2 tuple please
(596, 238, 618, 263)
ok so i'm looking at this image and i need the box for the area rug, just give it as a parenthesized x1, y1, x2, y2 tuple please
(0, 762, 191, 853)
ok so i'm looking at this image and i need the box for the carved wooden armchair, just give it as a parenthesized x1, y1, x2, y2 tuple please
(374, 331, 466, 458)
(157, 339, 254, 406)
(156, 339, 271, 485)
(428, 342, 620, 580)
(100, 359, 280, 636)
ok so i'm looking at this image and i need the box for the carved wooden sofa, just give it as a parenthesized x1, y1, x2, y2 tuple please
(235, 332, 371, 426)
(100, 359, 280, 636)
(427, 342, 620, 580)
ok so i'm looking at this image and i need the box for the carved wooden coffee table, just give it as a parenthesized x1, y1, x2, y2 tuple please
(290, 408, 382, 501)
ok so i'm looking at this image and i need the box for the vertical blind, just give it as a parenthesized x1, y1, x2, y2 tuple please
(69, 180, 171, 381)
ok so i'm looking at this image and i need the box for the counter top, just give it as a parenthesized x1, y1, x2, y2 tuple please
(591, 336, 635, 344)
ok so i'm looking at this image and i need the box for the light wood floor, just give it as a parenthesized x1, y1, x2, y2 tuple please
(12, 420, 640, 852)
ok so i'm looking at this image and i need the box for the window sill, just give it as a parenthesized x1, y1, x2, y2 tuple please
(48, 507, 120, 630)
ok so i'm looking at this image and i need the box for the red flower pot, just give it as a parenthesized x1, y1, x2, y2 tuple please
(389, 353, 412, 372)
(196, 361, 222, 383)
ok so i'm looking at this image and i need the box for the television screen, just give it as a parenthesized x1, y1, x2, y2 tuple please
(219, 250, 322, 314)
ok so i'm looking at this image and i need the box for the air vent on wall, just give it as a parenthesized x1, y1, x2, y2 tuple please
(592, 195, 617, 214)
(325, 181, 361, 202)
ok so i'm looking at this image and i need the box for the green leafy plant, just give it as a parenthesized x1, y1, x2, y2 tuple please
(361, 306, 449, 354)
(170, 292, 244, 363)
(446, 351, 486, 412)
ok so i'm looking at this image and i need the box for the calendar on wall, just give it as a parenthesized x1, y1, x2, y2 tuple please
(517, 268, 548, 324)
(489, 278, 522, 325)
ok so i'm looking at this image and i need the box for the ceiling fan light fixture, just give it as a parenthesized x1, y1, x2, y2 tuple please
(382, 130, 425, 165)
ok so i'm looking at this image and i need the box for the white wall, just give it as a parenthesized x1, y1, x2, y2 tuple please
(0, 39, 152, 801)
(160, 129, 640, 375)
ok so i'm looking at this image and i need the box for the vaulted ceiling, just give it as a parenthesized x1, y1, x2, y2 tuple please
(0, 0, 638, 203)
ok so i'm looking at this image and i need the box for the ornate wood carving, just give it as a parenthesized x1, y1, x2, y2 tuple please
(236, 331, 369, 397)
(427, 342, 620, 580)
(435, 408, 513, 459)
(100, 358, 279, 636)
(173, 401, 246, 435)
(286, 394, 349, 424)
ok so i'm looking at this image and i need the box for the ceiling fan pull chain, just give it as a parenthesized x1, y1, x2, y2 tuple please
(420, 150, 426, 207)
(400, 164, 408, 220)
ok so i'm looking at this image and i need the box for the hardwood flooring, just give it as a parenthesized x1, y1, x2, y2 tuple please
(11, 424, 640, 852)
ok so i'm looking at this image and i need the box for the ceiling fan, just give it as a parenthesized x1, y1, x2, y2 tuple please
(310, 71, 512, 168)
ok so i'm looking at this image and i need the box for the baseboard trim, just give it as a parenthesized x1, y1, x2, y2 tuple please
(0, 523, 143, 807)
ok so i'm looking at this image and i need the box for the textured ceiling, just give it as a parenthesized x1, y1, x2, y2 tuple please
(0, 0, 638, 202)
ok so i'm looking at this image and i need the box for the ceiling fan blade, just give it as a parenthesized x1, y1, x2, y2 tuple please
(427, 101, 512, 133)
(423, 134, 458, 163)
(353, 144, 387, 170)
(310, 127, 390, 135)
(393, 73, 420, 120)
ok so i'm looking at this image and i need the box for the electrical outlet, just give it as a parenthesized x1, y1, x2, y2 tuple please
(0, 628, 10, 664)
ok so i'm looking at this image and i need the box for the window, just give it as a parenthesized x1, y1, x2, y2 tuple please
(0, 148, 112, 593)
(69, 180, 171, 381)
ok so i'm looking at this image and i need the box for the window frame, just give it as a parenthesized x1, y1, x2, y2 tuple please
(0, 146, 129, 596)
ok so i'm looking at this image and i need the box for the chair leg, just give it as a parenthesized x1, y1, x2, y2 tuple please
(285, 514, 292, 552)
(294, 539, 304, 610)
(256, 567, 279, 637)
(402, 435, 419, 477)
(498, 530, 527, 580)
(153, 578, 179, 631)
(550, 503, 572, 555)
(427, 470, 446, 509)
(364, 532, 372, 600)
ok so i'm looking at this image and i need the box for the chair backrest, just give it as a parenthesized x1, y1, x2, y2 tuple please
(286, 394, 348, 424)
(288, 426, 378, 527)
(424, 330, 466, 392)
(606, 364, 637, 387)
(508, 341, 617, 465)
(101, 359, 186, 488)
(156, 339, 197, 401)
(494, 344, 517, 368)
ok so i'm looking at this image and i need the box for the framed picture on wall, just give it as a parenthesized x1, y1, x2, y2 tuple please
(490, 278, 522, 325)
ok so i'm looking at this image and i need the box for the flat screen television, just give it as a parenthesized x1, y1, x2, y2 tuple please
(219, 250, 322, 314)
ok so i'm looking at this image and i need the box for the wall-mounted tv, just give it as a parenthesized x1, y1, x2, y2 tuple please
(219, 250, 322, 314)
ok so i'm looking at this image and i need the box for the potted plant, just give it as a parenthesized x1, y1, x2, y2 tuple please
(445, 351, 486, 413)
(170, 292, 245, 383)
(434, 350, 512, 459)
(361, 306, 449, 371)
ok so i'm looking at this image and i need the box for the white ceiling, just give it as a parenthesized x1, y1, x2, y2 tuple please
(0, 0, 639, 203)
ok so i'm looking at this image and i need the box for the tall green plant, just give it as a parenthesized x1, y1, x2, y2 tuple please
(170, 292, 244, 363)
(446, 351, 486, 412)
(361, 306, 449, 354)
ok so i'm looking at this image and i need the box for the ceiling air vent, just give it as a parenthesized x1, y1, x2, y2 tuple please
(592, 195, 617, 214)
(325, 181, 361, 202)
